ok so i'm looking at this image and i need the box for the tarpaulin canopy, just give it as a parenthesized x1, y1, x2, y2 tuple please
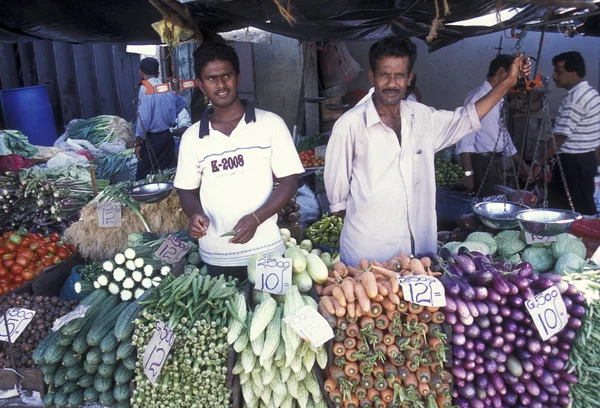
(0, 1, 598, 50)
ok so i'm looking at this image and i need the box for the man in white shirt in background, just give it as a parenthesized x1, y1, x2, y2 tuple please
(457, 54, 530, 196)
(532, 51, 600, 216)
(175, 42, 304, 279)
(324, 36, 530, 266)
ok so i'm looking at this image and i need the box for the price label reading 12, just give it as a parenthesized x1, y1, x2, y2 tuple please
(255, 258, 292, 295)
(154, 235, 192, 264)
(525, 286, 568, 341)
(0, 308, 36, 343)
(524, 232, 557, 245)
(283, 306, 334, 347)
(142, 321, 175, 385)
(97, 202, 122, 228)
(397, 276, 446, 307)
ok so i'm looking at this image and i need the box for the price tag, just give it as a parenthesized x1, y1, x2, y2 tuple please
(397, 276, 446, 307)
(52, 305, 91, 332)
(591, 246, 600, 268)
(525, 286, 568, 341)
(154, 235, 192, 264)
(524, 232, 557, 245)
(97, 202, 122, 228)
(282, 305, 334, 347)
(143, 320, 175, 385)
(255, 258, 292, 295)
(0, 308, 36, 343)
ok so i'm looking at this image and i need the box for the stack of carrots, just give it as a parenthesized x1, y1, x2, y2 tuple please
(317, 254, 453, 408)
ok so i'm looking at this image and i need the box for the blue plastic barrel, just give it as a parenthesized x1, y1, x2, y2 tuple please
(0, 85, 58, 146)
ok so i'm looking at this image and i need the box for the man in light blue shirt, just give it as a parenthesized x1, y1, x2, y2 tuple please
(134, 57, 186, 180)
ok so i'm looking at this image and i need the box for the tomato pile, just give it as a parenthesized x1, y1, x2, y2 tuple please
(299, 149, 325, 168)
(0, 229, 76, 294)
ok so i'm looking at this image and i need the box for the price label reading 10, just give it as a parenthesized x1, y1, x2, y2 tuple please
(255, 258, 292, 295)
(525, 286, 568, 341)
(142, 321, 176, 385)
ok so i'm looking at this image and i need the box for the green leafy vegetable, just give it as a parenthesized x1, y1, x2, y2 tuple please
(522, 247, 554, 273)
(495, 230, 527, 257)
(551, 233, 586, 260)
(554, 253, 587, 275)
(465, 232, 498, 255)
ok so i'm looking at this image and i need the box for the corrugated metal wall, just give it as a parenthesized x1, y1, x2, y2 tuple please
(0, 42, 141, 133)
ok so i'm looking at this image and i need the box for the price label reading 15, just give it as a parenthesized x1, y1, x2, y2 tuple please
(397, 276, 446, 307)
(525, 286, 568, 341)
(0, 308, 36, 343)
(255, 258, 292, 295)
(524, 232, 557, 245)
(591, 246, 600, 268)
(283, 306, 334, 347)
(142, 321, 176, 385)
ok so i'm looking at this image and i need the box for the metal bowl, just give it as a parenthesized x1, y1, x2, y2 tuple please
(515, 209, 582, 237)
(125, 182, 174, 204)
(472, 201, 530, 230)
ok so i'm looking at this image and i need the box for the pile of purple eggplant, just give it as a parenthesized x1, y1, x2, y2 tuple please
(434, 247, 585, 408)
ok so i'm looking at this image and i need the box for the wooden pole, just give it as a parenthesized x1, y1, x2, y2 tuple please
(90, 165, 99, 197)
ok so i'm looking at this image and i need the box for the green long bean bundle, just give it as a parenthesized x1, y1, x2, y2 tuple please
(564, 268, 600, 408)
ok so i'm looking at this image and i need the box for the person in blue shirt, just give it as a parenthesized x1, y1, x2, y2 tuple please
(134, 57, 186, 180)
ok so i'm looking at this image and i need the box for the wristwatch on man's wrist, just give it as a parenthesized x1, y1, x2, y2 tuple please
(464, 170, 474, 177)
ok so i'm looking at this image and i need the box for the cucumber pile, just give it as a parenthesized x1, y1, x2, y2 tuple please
(33, 288, 149, 408)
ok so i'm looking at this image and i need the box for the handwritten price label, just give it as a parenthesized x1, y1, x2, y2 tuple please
(52, 305, 91, 332)
(525, 286, 568, 341)
(397, 276, 446, 307)
(0, 308, 36, 343)
(255, 258, 292, 295)
(143, 321, 175, 385)
(283, 305, 334, 347)
(591, 246, 600, 268)
(97, 202, 122, 228)
(524, 232, 557, 245)
(154, 235, 192, 264)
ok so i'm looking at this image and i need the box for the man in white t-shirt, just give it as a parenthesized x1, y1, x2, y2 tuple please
(175, 42, 304, 278)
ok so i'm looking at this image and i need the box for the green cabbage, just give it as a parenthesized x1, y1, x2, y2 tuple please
(495, 230, 527, 257)
(551, 233, 586, 260)
(554, 253, 586, 275)
(522, 247, 554, 273)
(442, 241, 490, 255)
(496, 253, 522, 264)
(507, 253, 522, 264)
(460, 241, 490, 255)
(442, 241, 463, 254)
(465, 232, 498, 255)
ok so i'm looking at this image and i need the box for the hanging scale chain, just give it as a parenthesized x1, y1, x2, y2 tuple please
(522, 78, 550, 204)
(473, 100, 505, 203)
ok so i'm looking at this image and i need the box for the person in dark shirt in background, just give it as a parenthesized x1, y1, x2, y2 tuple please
(134, 57, 186, 180)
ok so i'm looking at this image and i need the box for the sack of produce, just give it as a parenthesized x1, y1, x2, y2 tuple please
(60, 265, 88, 301)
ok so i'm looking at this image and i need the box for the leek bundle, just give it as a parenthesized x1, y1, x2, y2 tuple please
(65, 115, 133, 147)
